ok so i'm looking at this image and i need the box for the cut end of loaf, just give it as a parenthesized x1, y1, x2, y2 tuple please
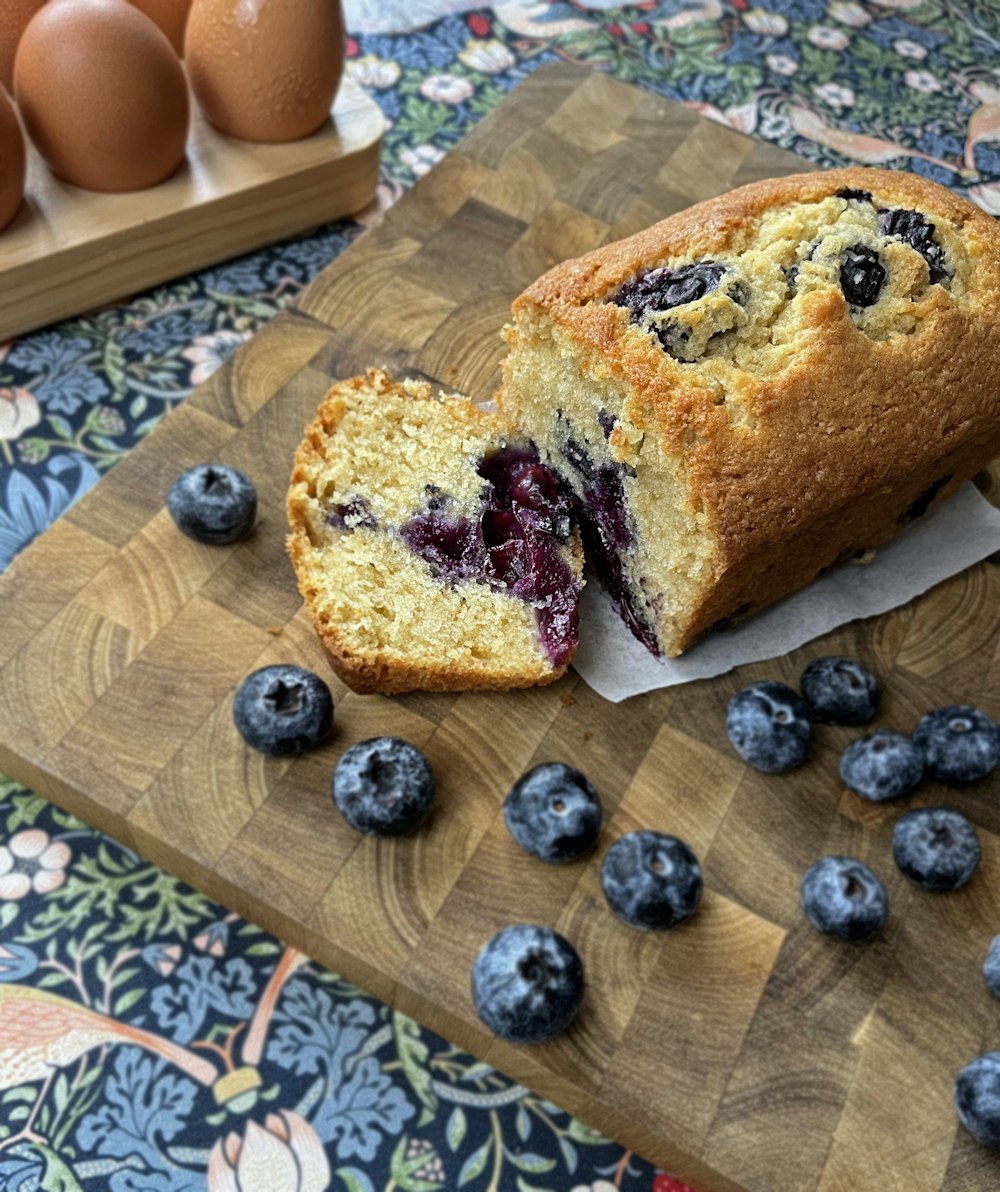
(286, 369, 584, 694)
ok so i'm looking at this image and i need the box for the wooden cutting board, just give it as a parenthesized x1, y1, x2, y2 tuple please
(3, 64, 1000, 1192)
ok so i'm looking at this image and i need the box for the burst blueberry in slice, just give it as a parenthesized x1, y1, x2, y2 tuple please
(800, 656, 880, 725)
(912, 705, 1000, 785)
(726, 681, 811, 773)
(800, 856, 887, 942)
(168, 463, 257, 545)
(600, 830, 702, 931)
(332, 737, 434, 837)
(956, 1052, 1000, 1150)
(503, 763, 602, 864)
(984, 935, 1000, 1001)
(233, 665, 333, 757)
(471, 924, 584, 1044)
(839, 243, 886, 307)
(839, 730, 924, 802)
(892, 805, 980, 892)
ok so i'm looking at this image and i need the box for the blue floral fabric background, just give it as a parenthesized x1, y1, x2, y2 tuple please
(1, 1, 999, 1189)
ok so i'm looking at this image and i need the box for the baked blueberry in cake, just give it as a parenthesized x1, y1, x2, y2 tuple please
(501, 167, 1000, 658)
(287, 369, 583, 694)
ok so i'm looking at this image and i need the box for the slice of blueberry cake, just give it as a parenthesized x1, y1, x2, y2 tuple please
(287, 369, 583, 694)
(501, 167, 1000, 658)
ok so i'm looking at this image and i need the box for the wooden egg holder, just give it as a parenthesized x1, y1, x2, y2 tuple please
(0, 76, 384, 341)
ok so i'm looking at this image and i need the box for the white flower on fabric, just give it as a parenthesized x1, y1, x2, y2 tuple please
(742, 9, 788, 35)
(905, 69, 942, 93)
(419, 73, 475, 104)
(0, 387, 41, 441)
(346, 54, 401, 90)
(828, 0, 871, 25)
(181, 330, 250, 386)
(570, 1181, 618, 1192)
(815, 81, 856, 109)
(893, 37, 927, 58)
(458, 37, 516, 74)
(0, 830, 71, 900)
(766, 53, 800, 75)
(808, 25, 849, 49)
(400, 144, 446, 177)
(207, 1112, 331, 1192)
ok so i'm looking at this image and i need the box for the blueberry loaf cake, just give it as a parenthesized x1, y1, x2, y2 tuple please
(501, 167, 1000, 658)
(287, 370, 583, 693)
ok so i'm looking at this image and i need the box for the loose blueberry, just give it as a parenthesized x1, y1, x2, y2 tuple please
(167, 463, 257, 545)
(503, 763, 602, 864)
(892, 805, 980, 892)
(233, 665, 333, 757)
(800, 656, 880, 725)
(956, 1052, 1000, 1150)
(839, 243, 885, 307)
(912, 706, 1000, 785)
(800, 856, 888, 942)
(471, 924, 584, 1044)
(600, 830, 702, 931)
(726, 681, 811, 773)
(332, 737, 434, 837)
(983, 935, 1000, 1001)
(839, 730, 924, 802)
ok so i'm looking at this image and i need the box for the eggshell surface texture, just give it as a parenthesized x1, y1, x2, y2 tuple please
(128, 0, 193, 53)
(14, 0, 190, 192)
(0, 0, 47, 91)
(0, 87, 25, 231)
(185, 0, 344, 143)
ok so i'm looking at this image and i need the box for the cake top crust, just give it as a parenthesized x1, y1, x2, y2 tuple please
(506, 168, 1000, 566)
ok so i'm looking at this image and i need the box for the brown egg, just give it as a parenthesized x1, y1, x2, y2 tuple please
(0, 87, 25, 231)
(128, 0, 191, 54)
(185, 0, 343, 143)
(14, 0, 190, 192)
(0, 0, 47, 92)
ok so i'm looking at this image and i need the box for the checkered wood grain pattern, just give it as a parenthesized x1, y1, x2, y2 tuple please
(2, 65, 999, 1191)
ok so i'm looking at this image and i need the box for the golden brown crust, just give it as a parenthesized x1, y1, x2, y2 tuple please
(287, 369, 576, 694)
(504, 167, 1000, 655)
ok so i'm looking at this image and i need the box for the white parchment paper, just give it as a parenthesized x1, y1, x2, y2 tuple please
(572, 483, 1000, 703)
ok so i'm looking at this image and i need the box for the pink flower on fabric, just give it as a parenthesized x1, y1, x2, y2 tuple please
(0, 830, 71, 900)
(0, 388, 41, 442)
(207, 1111, 331, 1192)
(182, 330, 251, 386)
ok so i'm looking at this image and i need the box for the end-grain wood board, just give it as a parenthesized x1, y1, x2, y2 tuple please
(2, 64, 1000, 1192)
(0, 76, 384, 341)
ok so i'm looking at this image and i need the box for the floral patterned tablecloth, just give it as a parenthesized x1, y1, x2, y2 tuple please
(1, 3, 998, 1190)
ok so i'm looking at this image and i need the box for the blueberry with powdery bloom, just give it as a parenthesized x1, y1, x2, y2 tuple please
(956, 1052, 1000, 1150)
(332, 737, 434, 837)
(471, 924, 584, 1044)
(839, 730, 924, 802)
(503, 762, 602, 863)
(168, 463, 256, 545)
(983, 935, 1000, 1002)
(892, 806, 981, 892)
(800, 656, 879, 725)
(726, 681, 811, 773)
(600, 831, 702, 931)
(912, 706, 1000, 785)
(801, 856, 887, 942)
(233, 665, 333, 757)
